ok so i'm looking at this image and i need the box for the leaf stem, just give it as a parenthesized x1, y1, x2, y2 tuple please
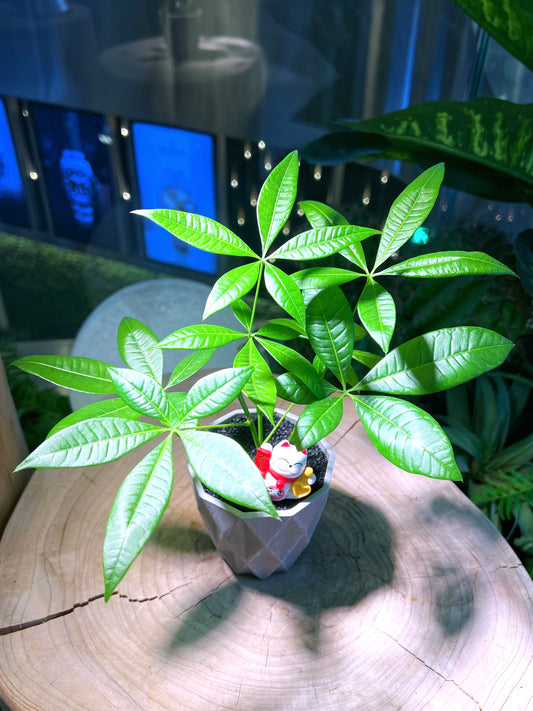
(247, 261, 265, 338)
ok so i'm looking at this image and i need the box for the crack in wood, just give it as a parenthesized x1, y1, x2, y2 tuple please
(0, 593, 106, 636)
(381, 631, 483, 710)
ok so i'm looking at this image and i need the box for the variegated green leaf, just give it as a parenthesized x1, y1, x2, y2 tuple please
(103, 437, 173, 600)
(117, 317, 163, 382)
(181, 430, 278, 516)
(353, 394, 461, 480)
(258, 150, 299, 253)
(15, 418, 166, 470)
(203, 262, 261, 319)
(133, 210, 257, 257)
(357, 279, 396, 353)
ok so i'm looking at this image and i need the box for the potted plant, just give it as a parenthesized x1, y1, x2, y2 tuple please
(13, 151, 516, 600)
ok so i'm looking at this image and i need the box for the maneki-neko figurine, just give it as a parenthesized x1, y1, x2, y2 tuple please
(254, 440, 316, 502)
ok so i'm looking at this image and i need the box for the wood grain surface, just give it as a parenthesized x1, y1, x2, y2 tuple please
(0, 359, 29, 535)
(0, 404, 532, 710)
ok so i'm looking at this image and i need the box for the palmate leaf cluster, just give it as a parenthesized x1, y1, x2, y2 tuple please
(12, 151, 516, 598)
(442, 373, 533, 574)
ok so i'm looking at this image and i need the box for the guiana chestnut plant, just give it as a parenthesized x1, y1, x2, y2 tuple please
(13, 151, 516, 600)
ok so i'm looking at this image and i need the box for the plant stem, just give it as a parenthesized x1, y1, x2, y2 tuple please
(264, 404, 295, 444)
(247, 261, 264, 338)
(238, 393, 259, 446)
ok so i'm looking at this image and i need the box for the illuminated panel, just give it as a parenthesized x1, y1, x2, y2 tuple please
(0, 99, 30, 228)
(132, 122, 217, 274)
(30, 103, 117, 246)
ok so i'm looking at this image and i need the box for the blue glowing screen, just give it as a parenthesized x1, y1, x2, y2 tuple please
(31, 103, 116, 246)
(0, 99, 30, 228)
(132, 122, 217, 274)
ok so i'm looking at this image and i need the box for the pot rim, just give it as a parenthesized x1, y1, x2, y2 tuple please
(188, 407, 335, 520)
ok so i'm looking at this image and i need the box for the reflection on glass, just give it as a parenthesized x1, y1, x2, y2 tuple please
(0, 99, 30, 228)
(30, 103, 116, 244)
(132, 121, 217, 274)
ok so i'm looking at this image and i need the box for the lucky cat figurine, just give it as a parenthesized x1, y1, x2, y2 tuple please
(254, 440, 316, 502)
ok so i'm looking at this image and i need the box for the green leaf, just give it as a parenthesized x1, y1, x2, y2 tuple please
(451, 0, 533, 72)
(47, 398, 140, 438)
(379, 251, 517, 278)
(297, 199, 370, 272)
(181, 430, 278, 516)
(295, 396, 344, 449)
(306, 287, 355, 386)
(489, 433, 533, 471)
(352, 350, 381, 369)
(269, 225, 377, 261)
(231, 299, 254, 330)
(103, 437, 173, 601)
(255, 320, 304, 341)
(109, 368, 171, 421)
(275, 373, 319, 405)
(166, 349, 215, 388)
(291, 267, 359, 290)
(158, 324, 245, 350)
(298, 200, 349, 227)
(257, 338, 325, 399)
(353, 395, 462, 480)
(234, 341, 277, 420)
(203, 262, 261, 320)
(357, 279, 396, 353)
(13, 355, 115, 394)
(15, 418, 166, 470)
(257, 318, 306, 337)
(264, 263, 306, 326)
(358, 327, 514, 395)
(117, 317, 163, 382)
(257, 150, 299, 253)
(133, 210, 257, 257)
(374, 164, 444, 268)
(179, 367, 254, 422)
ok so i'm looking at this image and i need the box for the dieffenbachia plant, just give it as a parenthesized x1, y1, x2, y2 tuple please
(13, 151, 515, 599)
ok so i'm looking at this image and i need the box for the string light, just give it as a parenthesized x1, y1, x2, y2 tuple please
(258, 140, 266, 150)
(29, 171, 38, 180)
(122, 191, 131, 201)
(120, 127, 129, 137)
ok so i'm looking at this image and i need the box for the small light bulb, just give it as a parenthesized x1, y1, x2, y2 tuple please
(380, 174, 388, 184)
(258, 140, 266, 150)
(21, 108, 29, 118)
(29, 171, 38, 180)
(122, 191, 131, 201)
(121, 127, 129, 137)
(282, 226, 290, 235)
(362, 196, 370, 205)
(231, 178, 238, 188)
(265, 162, 272, 171)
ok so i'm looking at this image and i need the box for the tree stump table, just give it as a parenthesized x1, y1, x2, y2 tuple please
(1, 406, 532, 710)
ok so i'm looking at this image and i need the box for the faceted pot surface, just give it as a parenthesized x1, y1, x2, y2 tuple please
(188, 409, 335, 578)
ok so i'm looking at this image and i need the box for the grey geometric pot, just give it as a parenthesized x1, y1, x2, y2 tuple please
(188, 409, 335, 578)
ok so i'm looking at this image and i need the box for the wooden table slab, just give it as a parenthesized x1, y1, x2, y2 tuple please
(1, 407, 532, 710)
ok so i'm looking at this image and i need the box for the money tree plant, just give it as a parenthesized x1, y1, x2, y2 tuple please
(13, 151, 516, 599)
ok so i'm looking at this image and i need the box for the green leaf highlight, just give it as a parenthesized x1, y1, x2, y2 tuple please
(13, 355, 115, 394)
(103, 437, 173, 600)
(117, 317, 163, 382)
(257, 150, 299, 253)
(379, 251, 517, 278)
(353, 395, 462, 480)
(357, 280, 396, 353)
(158, 324, 245, 350)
